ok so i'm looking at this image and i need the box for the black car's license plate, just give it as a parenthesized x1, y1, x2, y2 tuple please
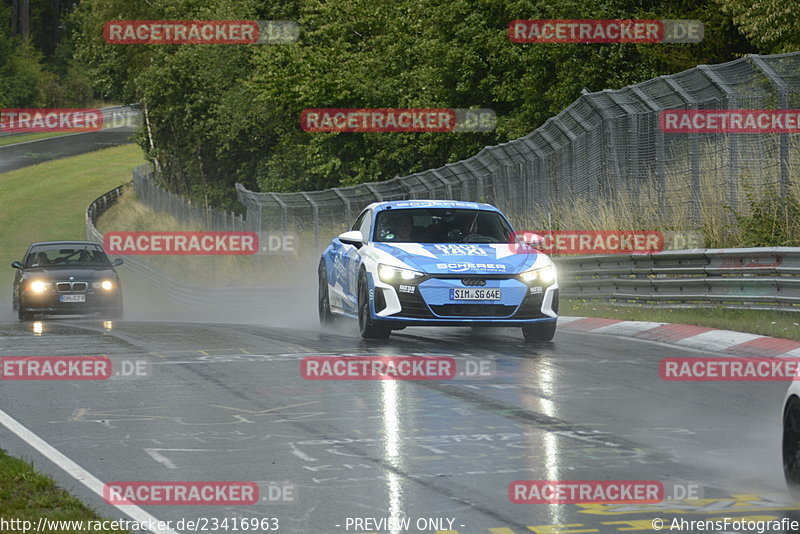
(60, 294, 86, 303)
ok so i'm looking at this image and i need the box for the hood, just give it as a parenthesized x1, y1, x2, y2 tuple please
(371, 242, 545, 274)
(23, 266, 116, 281)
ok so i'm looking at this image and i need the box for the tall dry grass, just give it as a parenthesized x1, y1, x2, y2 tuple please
(513, 136, 800, 249)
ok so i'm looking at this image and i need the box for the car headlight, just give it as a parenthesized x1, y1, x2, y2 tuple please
(378, 264, 424, 283)
(518, 264, 557, 285)
(29, 280, 49, 293)
(92, 280, 115, 291)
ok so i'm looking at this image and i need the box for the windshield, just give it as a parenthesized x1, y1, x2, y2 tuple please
(25, 245, 111, 268)
(374, 208, 513, 243)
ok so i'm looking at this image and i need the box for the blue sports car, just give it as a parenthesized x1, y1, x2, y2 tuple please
(318, 200, 558, 340)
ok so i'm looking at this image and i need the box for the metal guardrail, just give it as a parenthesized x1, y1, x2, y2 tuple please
(88, 185, 800, 313)
(555, 248, 800, 311)
(85, 185, 292, 310)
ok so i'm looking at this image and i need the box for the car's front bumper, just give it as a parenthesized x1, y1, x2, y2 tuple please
(371, 274, 558, 327)
(19, 290, 122, 315)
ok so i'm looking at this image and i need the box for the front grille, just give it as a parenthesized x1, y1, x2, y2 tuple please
(56, 282, 87, 293)
(461, 278, 486, 286)
(396, 291, 434, 319)
(430, 304, 516, 317)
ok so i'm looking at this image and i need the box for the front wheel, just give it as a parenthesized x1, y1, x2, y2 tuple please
(318, 261, 335, 325)
(521, 320, 556, 342)
(358, 274, 390, 340)
(17, 303, 32, 321)
(783, 396, 800, 497)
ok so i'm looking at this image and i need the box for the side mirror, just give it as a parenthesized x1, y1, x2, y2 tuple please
(11, 261, 23, 270)
(338, 230, 364, 248)
(112, 258, 124, 266)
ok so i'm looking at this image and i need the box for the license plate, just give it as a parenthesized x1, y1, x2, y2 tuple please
(450, 288, 501, 300)
(60, 294, 86, 303)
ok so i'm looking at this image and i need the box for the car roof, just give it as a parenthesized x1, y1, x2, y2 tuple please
(28, 241, 101, 247)
(365, 200, 501, 213)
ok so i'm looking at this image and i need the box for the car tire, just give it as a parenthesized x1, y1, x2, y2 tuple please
(783, 396, 800, 496)
(358, 273, 390, 340)
(318, 261, 335, 325)
(521, 320, 556, 342)
(17, 300, 31, 321)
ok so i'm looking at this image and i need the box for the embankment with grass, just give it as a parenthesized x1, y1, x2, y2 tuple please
(0, 450, 129, 533)
(0, 144, 144, 288)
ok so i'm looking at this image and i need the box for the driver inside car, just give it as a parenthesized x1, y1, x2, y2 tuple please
(381, 213, 414, 242)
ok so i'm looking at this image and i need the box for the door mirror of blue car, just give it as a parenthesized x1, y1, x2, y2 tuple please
(11, 261, 23, 269)
(338, 230, 364, 248)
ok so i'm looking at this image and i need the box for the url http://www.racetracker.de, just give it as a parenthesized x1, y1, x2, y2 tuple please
(0, 516, 280, 533)
(652, 516, 800, 532)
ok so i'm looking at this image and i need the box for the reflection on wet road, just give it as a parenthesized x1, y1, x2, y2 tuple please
(0, 317, 796, 533)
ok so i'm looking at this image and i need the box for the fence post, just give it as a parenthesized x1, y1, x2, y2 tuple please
(364, 183, 384, 202)
(551, 116, 579, 199)
(332, 188, 352, 225)
(663, 75, 701, 224)
(302, 193, 320, 251)
(699, 64, 739, 215)
(581, 93, 623, 205)
(269, 193, 288, 241)
(630, 86, 666, 208)
(750, 55, 790, 198)
(537, 127, 562, 214)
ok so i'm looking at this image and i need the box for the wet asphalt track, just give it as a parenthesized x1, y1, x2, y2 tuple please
(0, 284, 799, 534)
(0, 126, 136, 173)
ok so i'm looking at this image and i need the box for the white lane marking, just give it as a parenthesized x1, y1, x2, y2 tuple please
(0, 408, 179, 534)
(289, 442, 317, 461)
(144, 448, 254, 469)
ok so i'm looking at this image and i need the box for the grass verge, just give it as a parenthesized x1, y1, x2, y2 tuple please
(0, 449, 129, 532)
(0, 144, 144, 288)
(564, 299, 800, 340)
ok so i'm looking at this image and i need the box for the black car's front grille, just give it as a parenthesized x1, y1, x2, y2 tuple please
(56, 282, 87, 292)
(430, 304, 517, 317)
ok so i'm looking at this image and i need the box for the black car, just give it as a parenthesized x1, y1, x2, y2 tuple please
(12, 241, 124, 321)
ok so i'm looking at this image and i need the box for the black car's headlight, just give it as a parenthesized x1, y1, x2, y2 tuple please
(92, 280, 116, 291)
(27, 280, 51, 293)
(378, 264, 425, 284)
(518, 264, 557, 285)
